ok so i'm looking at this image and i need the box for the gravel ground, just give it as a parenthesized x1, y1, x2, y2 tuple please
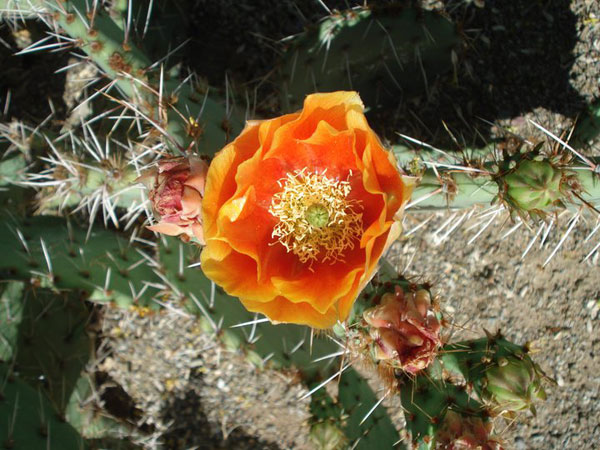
(100, 309, 313, 449)
(389, 211, 600, 450)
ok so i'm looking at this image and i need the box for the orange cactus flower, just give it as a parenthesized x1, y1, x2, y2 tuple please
(201, 92, 414, 328)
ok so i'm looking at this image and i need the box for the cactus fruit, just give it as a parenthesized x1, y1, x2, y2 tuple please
(308, 387, 348, 450)
(434, 410, 504, 450)
(362, 286, 442, 375)
(142, 155, 208, 244)
(279, 6, 460, 112)
(479, 355, 548, 416)
(309, 422, 348, 450)
(502, 160, 564, 212)
(343, 275, 443, 381)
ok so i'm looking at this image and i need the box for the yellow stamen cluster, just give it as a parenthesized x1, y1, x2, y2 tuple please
(269, 169, 363, 265)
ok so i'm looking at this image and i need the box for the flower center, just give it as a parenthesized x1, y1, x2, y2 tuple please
(305, 203, 329, 228)
(269, 169, 363, 265)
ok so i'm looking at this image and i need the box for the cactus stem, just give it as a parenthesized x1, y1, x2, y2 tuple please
(299, 361, 352, 401)
(359, 389, 390, 426)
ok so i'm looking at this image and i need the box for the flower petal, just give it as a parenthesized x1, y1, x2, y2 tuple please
(200, 239, 277, 302)
(271, 266, 362, 314)
(147, 222, 187, 236)
(240, 296, 338, 328)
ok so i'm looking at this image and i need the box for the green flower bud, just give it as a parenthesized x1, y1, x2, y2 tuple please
(483, 355, 547, 415)
(309, 421, 348, 450)
(503, 160, 563, 211)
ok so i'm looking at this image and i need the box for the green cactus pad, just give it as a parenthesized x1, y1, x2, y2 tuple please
(0, 154, 27, 186)
(12, 287, 93, 413)
(573, 100, 600, 146)
(399, 372, 489, 449)
(338, 368, 402, 449)
(280, 6, 460, 112)
(0, 365, 84, 450)
(65, 374, 142, 442)
(0, 282, 24, 362)
(0, 215, 161, 310)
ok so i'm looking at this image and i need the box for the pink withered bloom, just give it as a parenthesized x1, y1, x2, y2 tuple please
(435, 410, 504, 450)
(363, 287, 442, 374)
(144, 156, 208, 244)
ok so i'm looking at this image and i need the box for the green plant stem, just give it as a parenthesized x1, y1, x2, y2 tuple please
(394, 146, 600, 211)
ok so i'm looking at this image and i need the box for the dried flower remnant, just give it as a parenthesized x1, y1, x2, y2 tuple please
(435, 411, 504, 450)
(363, 287, 442, 374)
(144, 156, 208, 244)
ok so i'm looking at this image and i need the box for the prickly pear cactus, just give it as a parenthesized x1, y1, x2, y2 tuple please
(2, 0, 597, 447)
(12, 287, 93, 412)
(338, 368, 402, 449)
(399, 373, 493, 450)
(0, 281, 24, 361)
(308, 385, 348, 450)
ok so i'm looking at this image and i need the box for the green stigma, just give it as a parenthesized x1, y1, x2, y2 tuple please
(305, 203, 329, 228)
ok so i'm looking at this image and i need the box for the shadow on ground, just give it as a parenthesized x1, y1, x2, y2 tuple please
(373, 0, 585, 147)
(160, 374, 281, 450)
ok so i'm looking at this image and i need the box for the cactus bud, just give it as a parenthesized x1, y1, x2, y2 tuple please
(503, 160, 563, 211)
(142, 156, 208, 244)
(363, 287, 442, 374)
(435, 410, 504, 450)
(482, 355, 547, 415)
(309, 422, 348, 450)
